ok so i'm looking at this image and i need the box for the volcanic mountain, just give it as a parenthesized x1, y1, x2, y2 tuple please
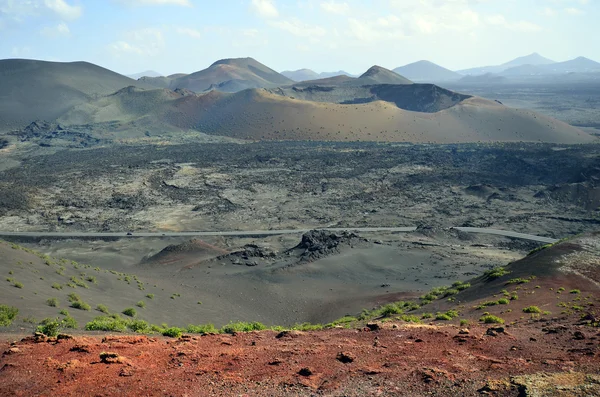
(0, 59, 151, 132)
(281, 69, 358, 82)
(458, 52, 556, 76)
(163, 57, 294, 93)
(393, 60, 461, 82)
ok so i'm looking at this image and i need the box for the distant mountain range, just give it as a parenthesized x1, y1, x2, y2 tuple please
(393, 60, 461, 82)
(127, 70, 162, 79)
(281, 69, 358, 82)
(457, 53, 600, 77)
(0, 57, 593, 145)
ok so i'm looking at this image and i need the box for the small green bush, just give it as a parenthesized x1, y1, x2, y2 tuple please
(13, 281, 23, 289)
(399, 314, 421, 323)
(220, 321, 267, 334)
(136, 300, 146, 308)
(0, 305, 19, 326)
(129, 319, 151, 333)
(46, 297, 59, 307)
(497, 298, 510, 305)
(85, 316, 128, 332)
(506, 278, 530, 285)
(186, 323, 218, 334)
(421, 313, 433, 319)
(59, 309, 70, 316)
(570, 289, 581, 294)
(291, 323, 324, 331)
(62, 316, 78, 329)
(122, 307, 136, 317)
(96, 304, 110, 314)
(85, 276, 97, 284)
(145, 294, 154, 299)
(484, 267, 510, 279)
(51, 283, 62, 290)
(71, 301, 91, 311)
(162, 327, 183, 338)
(523, 306, 542, 314)
(67, 293, 80, 302)
(480, 315, 505, 324)
(460, 319, 469, 326)
(36, 318, 62, 336)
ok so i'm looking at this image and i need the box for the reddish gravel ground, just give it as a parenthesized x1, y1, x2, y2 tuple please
(1, 321, 599, 396)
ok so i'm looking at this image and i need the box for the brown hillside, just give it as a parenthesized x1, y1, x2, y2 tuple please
(170, 57, 294, 93)
(0, 59, 151, 131)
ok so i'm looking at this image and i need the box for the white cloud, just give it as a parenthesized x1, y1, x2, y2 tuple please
(11, 46, 32, 57)
(268, 18, 326, 37)
(115, 0, 192, 6)
(486, 14, 542, 32)
(176, 27, 201, 39)
(110, 28, 166, 57)
(44, 0, 82, 20)
(320, 1, 349, 15)
(250, 0, 278, 18)
(110, 41, 144, 55)
(40, 21, 70, 37)
(565, 7, 584, 15)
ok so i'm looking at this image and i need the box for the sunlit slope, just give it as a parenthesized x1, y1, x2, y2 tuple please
(59, 86, 594, 144)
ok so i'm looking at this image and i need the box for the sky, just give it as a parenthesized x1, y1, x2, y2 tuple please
(0, 0, 597, 76)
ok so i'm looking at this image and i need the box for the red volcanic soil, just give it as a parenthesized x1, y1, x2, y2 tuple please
(2, 321, 599, 396)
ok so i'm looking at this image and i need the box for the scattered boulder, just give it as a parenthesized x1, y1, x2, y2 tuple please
(336, 352, 355, 364)
(298, 367, 313, 377)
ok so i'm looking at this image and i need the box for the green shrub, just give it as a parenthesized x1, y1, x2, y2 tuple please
(570, 289, 581, 294)
(145, 294, 154, 299)
(85, 316, 129, 332)
(421, 313, 433, 319)
(291, 323, 324, 331)
(129, 319, 151, 333)
(497, 298, 510, 305)
(51, 283, 62, 290)
(59, 309, 70, 316)
(477, 300, 499, 309)
(480, 315, 505, 324)
(85, 276, 97, 284)
(506, 278, 530, 285)
(399, 314, 421, 323)
(162, 327, 183, 338)
(0, 305, 18, 326)
(96, 304, 110, 314)
(13, 281, 23, 289)
(36, 318, 62, 336)
(135, 300, 146, 308)
(435, 310, 459, 321)
(46, 297, 59, 307)
(122, 308, 136, 317)
(460, 319, 469, 326)
(67, 293, 80, 302)
(187, 323, 218, 334)
(220, 321, 267, 334)
(484, 267, 510, 279)
(71, 301, 91, 311)
(62, 316, 78, 329)
(523, 306, 542, 314)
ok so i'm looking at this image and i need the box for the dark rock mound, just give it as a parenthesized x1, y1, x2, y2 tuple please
(287, 230, 368, 262)
(11, 120, 108, 148)
(225, 244, 277, 266)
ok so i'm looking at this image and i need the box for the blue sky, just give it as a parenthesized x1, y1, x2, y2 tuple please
(0, 0, 597, 75)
